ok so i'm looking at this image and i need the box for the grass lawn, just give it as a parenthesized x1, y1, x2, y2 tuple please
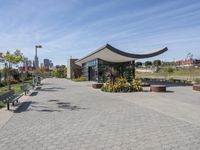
(136, 68, 200, 80)
(0, 101, 5, 108)
(0, 83, 23, 94)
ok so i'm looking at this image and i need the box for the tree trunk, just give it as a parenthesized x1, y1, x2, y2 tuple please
(0, 70, 1, 84)
(132, 61, 135, 80)
(4, 63, 7, 82)
(8, 62, 11, 90)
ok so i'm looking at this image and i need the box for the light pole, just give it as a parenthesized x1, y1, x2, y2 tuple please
(35, 45, 42, 68)
(35, 45, 42, 85)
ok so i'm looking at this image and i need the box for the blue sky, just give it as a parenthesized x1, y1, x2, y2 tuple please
(0, 0, 200, 65)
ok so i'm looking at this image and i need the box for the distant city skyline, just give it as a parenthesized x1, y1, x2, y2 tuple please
(0, 0, 200, 65)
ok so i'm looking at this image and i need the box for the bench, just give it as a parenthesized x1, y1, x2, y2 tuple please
(150, 85, 166, 92)
(0, 90, 23, 110)
(193, 84, 200, 91)
(20, 85, 32, 95)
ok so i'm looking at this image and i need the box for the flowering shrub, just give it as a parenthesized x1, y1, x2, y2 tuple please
(101, 77, 143, 92)
(132, 79, 143, 92)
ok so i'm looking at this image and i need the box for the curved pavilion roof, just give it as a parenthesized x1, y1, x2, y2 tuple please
(75, 44, 168, 66)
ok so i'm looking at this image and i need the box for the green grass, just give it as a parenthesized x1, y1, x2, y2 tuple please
(0, 84, 23, 94)
(194, 78, 200, 84)
(0, 87, 8, 94)
(136, 68, 200, 80)
(0, 101, 5, 108)
(0, 82, 32, 95)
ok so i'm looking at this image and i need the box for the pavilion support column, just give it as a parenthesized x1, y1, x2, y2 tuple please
(132, 60, 135, 79)
(97, 59, 100, 83)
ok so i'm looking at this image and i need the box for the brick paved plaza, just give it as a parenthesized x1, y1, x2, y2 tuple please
(0, 78, 200, 150)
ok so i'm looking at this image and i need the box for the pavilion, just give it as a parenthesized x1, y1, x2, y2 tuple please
(68, 44, 168, 82)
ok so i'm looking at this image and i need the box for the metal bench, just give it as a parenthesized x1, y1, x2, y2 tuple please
(20, 85, 32, 95)
(0, 90, 23, 110)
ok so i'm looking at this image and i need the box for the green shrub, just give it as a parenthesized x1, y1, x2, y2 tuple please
(10, 79, 20, 84)
(101, 77, 143, 92)
(0, 101, 5, 109)
(194, 78, 200, 84)
(0, 81, 7, 87)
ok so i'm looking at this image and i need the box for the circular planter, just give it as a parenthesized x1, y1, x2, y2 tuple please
(92, 83, 103, 89)
(193, 84, 200, 91)
(150, 85, 166, 92)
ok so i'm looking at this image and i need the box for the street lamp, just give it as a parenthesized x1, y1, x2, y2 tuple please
(34, 45, 42, 86)
(35, 45, 42, 68)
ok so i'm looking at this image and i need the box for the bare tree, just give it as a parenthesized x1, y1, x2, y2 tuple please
(105, 67, 118, 85)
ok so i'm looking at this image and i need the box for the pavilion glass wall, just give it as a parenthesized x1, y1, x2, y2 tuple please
(82, 59, 135, 83)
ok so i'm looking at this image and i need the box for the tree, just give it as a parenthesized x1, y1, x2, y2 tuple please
(2, 50, 25, 90)
(20, 57, 28, 84)
(161, 67, 174, 79)
(0, 53, 3, 84)
(144, 61, 152, 67)
(0, 52, 3, 59)
(153, 60, 161, 67)
(53, 66, 67, 78)
(161, 61, 175, 67)
(135, 62, 143, 68)
(105, 67, 118, 85)
(186, 52, 193, 60)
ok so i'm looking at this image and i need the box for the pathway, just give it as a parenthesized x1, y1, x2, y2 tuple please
(0, 78, 200, 150)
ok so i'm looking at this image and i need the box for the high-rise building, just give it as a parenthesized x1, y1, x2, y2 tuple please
(49, 60, 53, 68)
(44, 59, 54, 68)
(44, 59, 50, 68)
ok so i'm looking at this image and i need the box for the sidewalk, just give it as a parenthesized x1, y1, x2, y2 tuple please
(0, 94, 29, 129)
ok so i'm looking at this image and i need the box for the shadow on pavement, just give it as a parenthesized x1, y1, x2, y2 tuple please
(14, 99, 87, 113)
(48, 99, 86, 111)
(37, 109, 61, 112)
(48, 99, 59, 102)
(30, 92, 38, 96)
(35, 87, 42, 90)
(143, 89, 174, 93)
(14, 101, 32, 113)
(56, 102, 87, 111)
(35, 87, 66, 92)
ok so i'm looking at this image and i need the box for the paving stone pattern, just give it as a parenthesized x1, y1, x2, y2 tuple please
(0, 78, 200, 150)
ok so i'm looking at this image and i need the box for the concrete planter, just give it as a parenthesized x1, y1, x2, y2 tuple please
(92, 83, 103, 89)
(150, 85, 166, 92)
(193, 84, 200, 91)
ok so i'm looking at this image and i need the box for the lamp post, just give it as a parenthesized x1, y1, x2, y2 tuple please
(35, 45, 42, 68)
(35, 45, 42, 86)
